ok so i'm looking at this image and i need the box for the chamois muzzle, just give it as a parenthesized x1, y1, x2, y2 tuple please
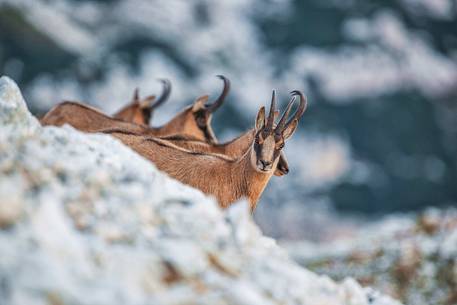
(276, 154, 289, 175)
(258, 159, 273, 171)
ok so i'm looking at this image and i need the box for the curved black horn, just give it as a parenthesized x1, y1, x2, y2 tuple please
(266, 90, 276, 130)
(283, 90, 307, 130)
(150, 79, 171, 109)
(206, 75, 230, 113)
(276, 96, 296, 131)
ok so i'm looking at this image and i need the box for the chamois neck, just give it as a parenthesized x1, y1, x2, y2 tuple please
(222, 129, 255, 155)
(224, 146, 272, 211)
(109, 131, 274, 211)
(155, 109, 196, 137)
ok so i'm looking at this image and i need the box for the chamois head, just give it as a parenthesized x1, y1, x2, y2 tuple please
(251, 90, 306, 173)
(113, 79, 171, 126)
(181, 75, 230, 143)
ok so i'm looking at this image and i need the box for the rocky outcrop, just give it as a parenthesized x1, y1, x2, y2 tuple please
(285, 209, 457, 305)
(0, 76, 400, 305)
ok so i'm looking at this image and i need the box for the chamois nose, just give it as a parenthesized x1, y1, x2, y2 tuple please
(279, 165, 289, 174)
(258, 160, 272, 171)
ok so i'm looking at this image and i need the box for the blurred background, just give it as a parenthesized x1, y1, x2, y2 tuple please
(1, 0, 456, 242)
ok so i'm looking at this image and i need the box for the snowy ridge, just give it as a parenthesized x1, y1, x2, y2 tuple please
(0, 76, 401, 305)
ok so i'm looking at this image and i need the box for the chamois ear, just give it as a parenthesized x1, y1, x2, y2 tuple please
(192, 95, 209, 112)
(282, 119, 298, 140)
(255, 106, 266, 131)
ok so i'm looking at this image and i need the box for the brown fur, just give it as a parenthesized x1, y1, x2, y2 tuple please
(112, 95, 290, 176)
(41, 93, 218, 141)
(113, 98, 153, 126)
(40, 102, 149, 133)
(99, 92, 305, 210)
(40, 97, 212, 140)
(113, 80, 171, 126)
(110, 131, 276, 210)
(41, 97, 289, 176)
(40, 76, 274, 166)
(41, 89, 306, 210)
(168, 130, 289, 176)
(99, 126, 289, 176)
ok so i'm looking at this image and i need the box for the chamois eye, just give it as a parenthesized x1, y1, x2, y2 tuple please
(197, 116, 206, 127)
(278, 143, 285, 149)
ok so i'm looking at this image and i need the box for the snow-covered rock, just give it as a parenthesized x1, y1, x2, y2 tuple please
(285, 208, 457, 305)
(0, 76, 401, 305)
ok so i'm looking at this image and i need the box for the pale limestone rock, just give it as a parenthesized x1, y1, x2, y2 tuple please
(0, 76, 401, 305)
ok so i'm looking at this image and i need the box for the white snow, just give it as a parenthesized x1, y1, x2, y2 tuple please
(0, 76, 402, 304)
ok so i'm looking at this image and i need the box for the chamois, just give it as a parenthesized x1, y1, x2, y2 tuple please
(40, 76, 230, 142)
(112, 79, 171, 125)
(107, 90, 306, 210)
(43, 100, 291, 177)
(153, 75, 230, 143)
(156, 91, 307, 176)
(110, 77, 291, 176)
(149, 120, 295, 177)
